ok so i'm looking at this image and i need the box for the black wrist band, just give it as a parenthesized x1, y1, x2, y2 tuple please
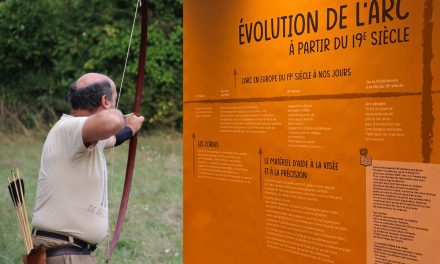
(115, 126, 133, 146)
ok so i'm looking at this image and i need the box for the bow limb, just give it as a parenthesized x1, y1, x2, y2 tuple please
(107, 0, 148, 261)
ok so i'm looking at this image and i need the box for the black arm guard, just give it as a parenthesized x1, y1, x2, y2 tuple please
(115, 126, 133, 146)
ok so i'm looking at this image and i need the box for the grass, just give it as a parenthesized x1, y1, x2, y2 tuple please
(0, 131, 182, 264)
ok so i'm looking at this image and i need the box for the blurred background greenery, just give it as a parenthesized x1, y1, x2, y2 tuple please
(0, 0, 183, 263)
(0, 0, 183, 132)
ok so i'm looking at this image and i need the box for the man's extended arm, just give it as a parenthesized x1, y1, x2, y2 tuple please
(82, 109, 125, 148)
(104, 113, 145, 148)
(105, 113, 144, 148)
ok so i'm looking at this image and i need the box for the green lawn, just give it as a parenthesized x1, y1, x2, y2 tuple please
(0, 131, 182, 264)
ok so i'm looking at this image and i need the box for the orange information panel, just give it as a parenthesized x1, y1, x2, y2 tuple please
(183, 1, 440, 263)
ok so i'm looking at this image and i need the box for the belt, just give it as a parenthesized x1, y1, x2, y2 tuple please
(46, 246, 91, 257)
(32, 229, 97, 252)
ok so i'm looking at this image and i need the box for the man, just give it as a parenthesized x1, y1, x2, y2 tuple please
(31, 73, 144, 263)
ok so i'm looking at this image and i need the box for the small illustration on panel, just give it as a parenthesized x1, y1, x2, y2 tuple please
(360, 148, 372, 167)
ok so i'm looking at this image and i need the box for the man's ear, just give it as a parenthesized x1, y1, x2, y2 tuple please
(101, 95, 111, 109)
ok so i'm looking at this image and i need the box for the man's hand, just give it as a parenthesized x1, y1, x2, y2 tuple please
(124, 113, 145, 134)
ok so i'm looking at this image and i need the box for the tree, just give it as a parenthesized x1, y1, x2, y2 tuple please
(0, 0, 182, 131)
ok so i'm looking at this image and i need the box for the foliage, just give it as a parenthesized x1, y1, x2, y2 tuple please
(0, 0, 182, 131)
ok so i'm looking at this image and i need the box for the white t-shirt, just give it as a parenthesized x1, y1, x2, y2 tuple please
(32, 114, 109, 244)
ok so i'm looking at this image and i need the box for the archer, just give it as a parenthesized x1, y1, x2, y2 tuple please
(30, 73, 144, 263)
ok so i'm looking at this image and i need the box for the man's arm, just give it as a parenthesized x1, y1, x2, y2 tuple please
(82, 109, 125, 148)
(104, 113, 145, 148)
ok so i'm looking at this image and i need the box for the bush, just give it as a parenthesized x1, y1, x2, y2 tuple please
(0, 0, 182, 132)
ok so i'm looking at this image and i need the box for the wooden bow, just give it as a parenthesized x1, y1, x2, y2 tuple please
(107, 0, 148, 261)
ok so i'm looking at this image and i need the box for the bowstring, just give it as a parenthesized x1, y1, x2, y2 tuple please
(116, 0, 141, 109)
(108, 0, 141, 257)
